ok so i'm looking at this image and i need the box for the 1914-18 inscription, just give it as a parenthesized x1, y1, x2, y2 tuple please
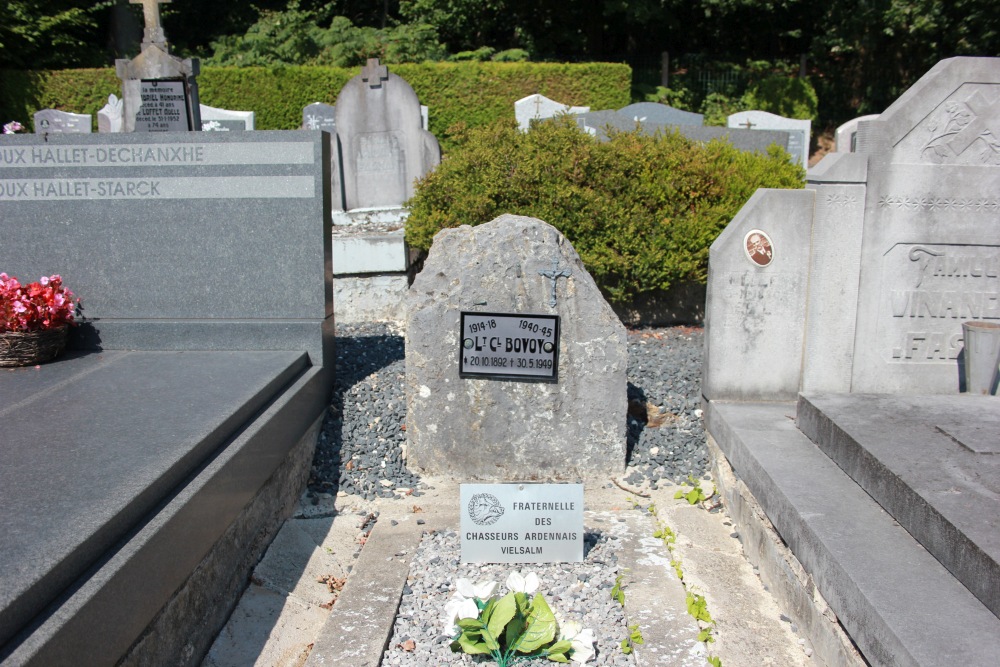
(460, 312, 559, 381)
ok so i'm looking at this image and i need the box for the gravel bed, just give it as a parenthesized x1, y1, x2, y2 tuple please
(382, 522, 636, 666)
(308, 322, 707, 499)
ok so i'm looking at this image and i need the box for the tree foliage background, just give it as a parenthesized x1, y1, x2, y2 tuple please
(2, 0, 997, 126)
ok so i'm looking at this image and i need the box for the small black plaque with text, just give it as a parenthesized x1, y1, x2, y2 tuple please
(459, 312, 559, 381)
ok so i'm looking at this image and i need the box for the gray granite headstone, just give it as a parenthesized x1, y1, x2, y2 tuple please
(574, 109, 638, 139)
(0, 131, 333, 365)
(302, 102, 336, 131)
(728, 110, 811, 168)
(405, 214, 627, 480)
(33, 109, 91, 134)
(334, 58, 440, 210)
(619, 102, 704, 126)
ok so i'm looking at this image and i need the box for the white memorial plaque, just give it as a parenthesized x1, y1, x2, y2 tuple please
(460, 312, 559, 381)
(135, 79, 191, 132)
(461, 483, 584, 563)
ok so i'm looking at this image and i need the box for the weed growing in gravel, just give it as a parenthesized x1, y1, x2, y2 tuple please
(674, 475, 716, 506)
(620, 624, 644, 655)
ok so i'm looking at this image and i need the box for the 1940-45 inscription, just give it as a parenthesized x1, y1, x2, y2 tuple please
(460, 312, 559, 381)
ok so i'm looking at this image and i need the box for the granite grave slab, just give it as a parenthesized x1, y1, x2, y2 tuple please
(619, 102, 704, 126)
(728, 110, 811, 168)
(200, 103, 254, 131)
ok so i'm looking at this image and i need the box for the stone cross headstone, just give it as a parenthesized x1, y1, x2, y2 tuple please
(835, 114, 879, 152)
(515, 94, 589, 132)
(334, 58, 440, 210)
(33, 109, 91, 134)
(704, 57, 1000, 399)
(115, 0, 201, 132)
(199, 104, 254, 131)
(728, 110, 811, 168)
(619, 102, 704, 126)
(98, 94, 124, 133)
(405, 214, 627, 480)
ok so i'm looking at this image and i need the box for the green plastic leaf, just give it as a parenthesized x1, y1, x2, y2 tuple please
(547, 640, 572, 654)
(516, 594, 556, 653)
(487, 592, 518, 641)
(505, 615, 526, 648)
(480, 597, 497, 622)
(457, 632, 491, 655)
(457, 617, 484, 630)
(547, 652, 570, 663)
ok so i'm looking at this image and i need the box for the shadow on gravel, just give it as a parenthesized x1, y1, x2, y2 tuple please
(626, 381, 648, 465)
(309, 332, 406, 497)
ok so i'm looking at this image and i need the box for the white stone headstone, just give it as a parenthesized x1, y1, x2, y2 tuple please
(33, 109, 91, 134)
(835, 114, 879, 152)
(515, 94, 589, 132)
(199, 104, 254, 131)
(705, 57, 1000, 398)
(405, 214, 627, 480)
(334, 58, 441, 211)
(97, 94, 124, 133)
(728, 110, 811, 168)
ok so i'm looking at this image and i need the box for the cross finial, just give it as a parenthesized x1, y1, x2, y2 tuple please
(131, 0, 170, 45)
(741, 119, 755, 130)
(362, 58, 389, 89)
(538, 258, 572, 308)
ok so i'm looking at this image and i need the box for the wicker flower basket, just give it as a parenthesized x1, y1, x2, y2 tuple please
(0, 326, 69, 367)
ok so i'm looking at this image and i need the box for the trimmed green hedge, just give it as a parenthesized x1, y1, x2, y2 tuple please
(405, 117, 805, 303)
(0, 62, 630, 150)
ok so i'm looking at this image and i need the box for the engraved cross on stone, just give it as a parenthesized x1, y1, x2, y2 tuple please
(741, 119, 755, 129)
(362, 58, 389, 89)
(538, 258, 572, 308)
(131, 0, 170, 45)
(947, 91, 1000, 156)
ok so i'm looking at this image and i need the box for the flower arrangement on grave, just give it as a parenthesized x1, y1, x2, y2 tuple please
(0, 273, 77, 366)
(2, 121, 25, 134)
(444, 571, 596, 665)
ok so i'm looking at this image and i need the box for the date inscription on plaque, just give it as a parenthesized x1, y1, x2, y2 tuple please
(460, 312, 559, 381)
(136, 79, 191, 132)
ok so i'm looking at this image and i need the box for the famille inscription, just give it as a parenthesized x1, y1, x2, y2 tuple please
(884, 244, 1000, 361)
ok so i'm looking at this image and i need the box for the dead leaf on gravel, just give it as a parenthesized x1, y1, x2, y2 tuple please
(412, 505, 423, 513)
(399, 640, 416, 652)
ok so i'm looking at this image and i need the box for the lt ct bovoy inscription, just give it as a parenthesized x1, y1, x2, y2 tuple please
(460, 312, 559, 380)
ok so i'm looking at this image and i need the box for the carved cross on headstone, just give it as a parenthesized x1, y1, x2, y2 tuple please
(538, 258, 572, 308)
(362, 58, 389, 89)
(534, 96, 543, 115)
(741, 119, 756, 130)
(131, 0, 170, 46)
(947, 91, 1000, 156)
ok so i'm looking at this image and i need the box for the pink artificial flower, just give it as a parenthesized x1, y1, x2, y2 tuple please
(3, 121, 24, 134)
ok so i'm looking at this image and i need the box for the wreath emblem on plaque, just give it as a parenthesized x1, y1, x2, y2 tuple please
(468, 493, 504, 526)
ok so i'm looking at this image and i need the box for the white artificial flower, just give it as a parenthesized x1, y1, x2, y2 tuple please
(505, 570, 540, 594)
(456, 577, 499, 600)
(559, 621, 596, 663)
(442, 593, 480, 636)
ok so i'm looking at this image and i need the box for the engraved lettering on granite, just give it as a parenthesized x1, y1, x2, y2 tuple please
(880, 244, 1000, 362)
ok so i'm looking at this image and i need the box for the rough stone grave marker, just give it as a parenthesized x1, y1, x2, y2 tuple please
(33, 109, 91, 134)
(405, 214, 627, 480)
(515, 94, 589, 132)
(728, 110, 811, 168)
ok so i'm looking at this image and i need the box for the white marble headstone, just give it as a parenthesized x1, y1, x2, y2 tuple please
(200, 104, 254, 131)
(515, 94, 589, 132)
(728, 110, 811, 168)
(34, 109, 91, 134)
